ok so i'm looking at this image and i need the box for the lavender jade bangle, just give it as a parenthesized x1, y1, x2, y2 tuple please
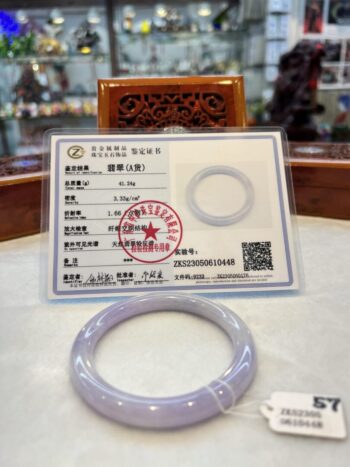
(70, 293, 256, 429)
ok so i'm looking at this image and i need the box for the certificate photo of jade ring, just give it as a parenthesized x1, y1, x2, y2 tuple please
(186, 165, 254, 226)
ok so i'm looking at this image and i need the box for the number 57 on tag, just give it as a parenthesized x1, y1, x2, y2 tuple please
(261, 392, 347, 439)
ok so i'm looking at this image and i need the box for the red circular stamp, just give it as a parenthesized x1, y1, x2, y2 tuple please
(118, 200, 183, 264)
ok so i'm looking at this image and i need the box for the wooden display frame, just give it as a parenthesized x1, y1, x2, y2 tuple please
(98, 76, 247, 129)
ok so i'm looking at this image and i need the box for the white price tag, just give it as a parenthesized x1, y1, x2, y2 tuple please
(261, 392, 347, 439)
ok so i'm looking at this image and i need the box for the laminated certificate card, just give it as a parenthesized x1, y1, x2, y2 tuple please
(46, 129, 300, 299)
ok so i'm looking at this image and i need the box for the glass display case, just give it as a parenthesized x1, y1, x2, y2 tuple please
(117, 30, 243, 77)
(114, 2, 246, 77)
(0, 1, 267, 158)
(113, 1, 266, 100)
(0, 5, 111, 157)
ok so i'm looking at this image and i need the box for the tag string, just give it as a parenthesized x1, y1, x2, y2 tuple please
(205, 385, 266, 420)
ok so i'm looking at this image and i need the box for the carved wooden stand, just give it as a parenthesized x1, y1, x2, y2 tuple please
(98, 76, 247, 129)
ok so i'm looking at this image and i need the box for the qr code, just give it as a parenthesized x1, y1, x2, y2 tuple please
(242, 242, 273, 271)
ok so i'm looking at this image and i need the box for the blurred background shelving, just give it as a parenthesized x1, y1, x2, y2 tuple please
(0, 0, 350, 157)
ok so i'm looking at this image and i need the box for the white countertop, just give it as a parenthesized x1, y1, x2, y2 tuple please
(0, 216, 349, 467)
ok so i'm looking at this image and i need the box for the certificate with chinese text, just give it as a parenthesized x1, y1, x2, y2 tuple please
(47, 131, 300, 299)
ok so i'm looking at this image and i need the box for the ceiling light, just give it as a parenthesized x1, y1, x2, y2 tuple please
(123, 5, 136, 19)
(50, 8, 65, 25)
(155, 4, 167, 18)
(87, 7, 101, 24)
(197, 2, 212, 17)
(16, 10, 29, 24)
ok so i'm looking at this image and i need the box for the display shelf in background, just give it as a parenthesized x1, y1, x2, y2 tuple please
(0, 115, 97, 121)
(0, 54, 108, 64)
